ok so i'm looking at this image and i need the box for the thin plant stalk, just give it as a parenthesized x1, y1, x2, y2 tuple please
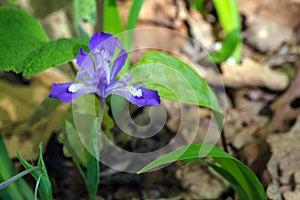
(0, 166, 41, 190)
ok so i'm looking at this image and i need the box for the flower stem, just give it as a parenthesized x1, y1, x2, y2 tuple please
(98, 98, 106, 127)
(86, 98, 106, 200)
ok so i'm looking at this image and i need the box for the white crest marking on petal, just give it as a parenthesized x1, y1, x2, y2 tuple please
(68, 83, 85, 93)
(130, 88, 142, 97)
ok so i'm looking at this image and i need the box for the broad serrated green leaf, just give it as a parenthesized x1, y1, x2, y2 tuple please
(0, 7, 49, 72)
(0, 131, 34, 200)
(138, 143, 267, 200)
(17, 143, 53, 200)
(23, 38, 87, 76)
(0, 7, 88, 75)
(130, 51, 222, 114)
(103, 0, 123, 34)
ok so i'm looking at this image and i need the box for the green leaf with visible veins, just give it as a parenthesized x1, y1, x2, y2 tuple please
(23, 38, 87, 75)
(130, 51, 222, 114)
(0, 7, 87, 76)
(138, 143, 267, 200)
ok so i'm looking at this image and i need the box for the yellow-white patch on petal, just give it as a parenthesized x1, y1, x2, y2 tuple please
(68, 83, 85, 93)
(129, 87, 142, 97)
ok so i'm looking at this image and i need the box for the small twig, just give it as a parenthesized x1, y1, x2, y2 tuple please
(220, 129, 229, 153)
(95, 0, 104, 33)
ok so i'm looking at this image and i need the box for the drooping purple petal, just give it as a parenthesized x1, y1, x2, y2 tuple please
(49, 82, 74, 103)
(129, 87, 160, 107)
(110, 49, 128, 81)
(108, 86, 160, 107)
(49, 82, 97, 103)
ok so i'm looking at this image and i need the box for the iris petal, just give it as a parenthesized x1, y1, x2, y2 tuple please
(49, 82, 97, 103)
(89, 32, 113, 51)
(50, 32, 160, 107)
(110, 49, 128, 81)
(49, 82, 74, 103)
(108, 85, 160, 107)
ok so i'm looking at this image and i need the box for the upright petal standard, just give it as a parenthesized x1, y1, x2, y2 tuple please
(49, 32, 160, 107)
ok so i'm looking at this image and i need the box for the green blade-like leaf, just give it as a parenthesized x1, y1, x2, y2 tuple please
(86, 118, 100, 200)
(130, 51, 222, 114)
(17, 143, 53, 200)
(209, 29, 241, 63)
(212, 0, 240, 33)
(138, 143, 267, 200)
(212, 0, 242, 62)
(0, 132, 34, 200)
(29, 98, 60, 125)
(126, 0, 144, 30)
(59, 109, 89, 166)
(103, 0, 123, 34)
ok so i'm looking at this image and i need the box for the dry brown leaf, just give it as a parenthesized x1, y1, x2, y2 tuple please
(138, 0, 184, 30)
(269, 66, 300, 132)
(238, 0, 300, 30)
(186, 10, 215, 49)
(176, 163, 229, 199)
(245, 14, 295, 52)
(0, 69, 70, 159)
(221, 58, 289, 91)
(267, 114, 300, 200)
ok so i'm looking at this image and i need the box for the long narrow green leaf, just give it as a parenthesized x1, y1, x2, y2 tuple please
(17, 143, 53, 200)
(123, 0, 144, 51)
(103, 0, 123, 34)
(126, 0, 144, 30)
(209, 29, 241, 63)
(0, 132, 32, 200)
(138, 143, 267, 200)
(213, 0, 240, 33)
(212, 0, 242, 62)
(29, 98, 60, 125)
(86, 118, 100, 200)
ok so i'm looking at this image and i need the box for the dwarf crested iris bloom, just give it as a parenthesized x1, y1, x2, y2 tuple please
(49, 32, 160, 107)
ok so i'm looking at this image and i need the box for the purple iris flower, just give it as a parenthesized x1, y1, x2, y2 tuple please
(49, 32, 160, 107)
